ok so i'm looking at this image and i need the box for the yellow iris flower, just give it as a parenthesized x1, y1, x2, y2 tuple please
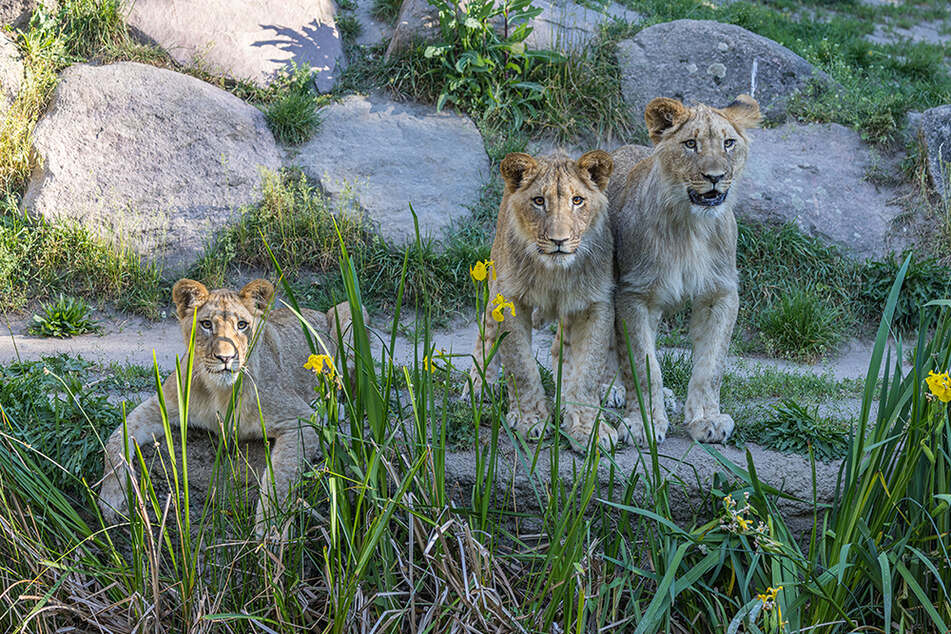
(926, 371, 951, 403)
(304, 353, 336, 379)
(491, 293, 516, 322)
(470, 259, 497, 282)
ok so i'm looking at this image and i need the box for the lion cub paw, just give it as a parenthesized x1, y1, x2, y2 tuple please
(602, 383, 626, 409)
(506, 402, 551, 441)
(621, 412, 668, 447)
(687, 413, 735, 444)
(564, 407, 620, 450)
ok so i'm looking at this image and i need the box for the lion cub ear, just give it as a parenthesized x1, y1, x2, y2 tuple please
(172, 279, 209, 321)
(577, 150, 613, 191)
(644, 97, 690, 145)
(500, 152, 539, 192)
(720, 94, 762, 130)
(239, 279, 275, 314)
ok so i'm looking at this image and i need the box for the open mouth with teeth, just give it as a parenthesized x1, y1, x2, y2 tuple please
(688, 189, 728, 207)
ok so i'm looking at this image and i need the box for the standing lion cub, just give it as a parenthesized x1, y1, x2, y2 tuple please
(610, 95, 761, 445)
(468, 150, 618, 447)
(98, 279, 356, 534)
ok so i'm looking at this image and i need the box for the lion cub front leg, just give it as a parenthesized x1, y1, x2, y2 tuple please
(255, 421, 319, 537)
(684, 288, 738, 443)
(497, 299, 550, 440)
(560, 301, 620, 448)
(615, 293, 668, 445)
(99, 393, 177, 522)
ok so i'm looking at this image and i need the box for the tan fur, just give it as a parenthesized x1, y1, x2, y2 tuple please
(609, 95, 761, 445)
(468, 150, 619, 447)
(98, 279, 358, 536)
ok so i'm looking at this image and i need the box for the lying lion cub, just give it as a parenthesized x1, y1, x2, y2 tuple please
(468, 150, 618, 447)
(610, 95, 761, 445)
(98, 278, 354, 533)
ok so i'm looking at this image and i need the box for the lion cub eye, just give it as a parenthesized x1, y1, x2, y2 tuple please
(683, 139, 697, 150)
(237, 320, 249, 331)
(724, 138, 736, 149)
(571, 195, 584, 206)
(531, 196, 545, 206)
(200, 319, 213, 330)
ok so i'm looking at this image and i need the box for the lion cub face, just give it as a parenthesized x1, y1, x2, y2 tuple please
(645, 95, 761, 216)
(499, 150, 613, 268)
(172, 278, 274, 387)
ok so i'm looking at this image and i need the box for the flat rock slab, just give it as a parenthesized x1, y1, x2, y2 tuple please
(920, 105, 951, 198)
(295, 94, 489, 245)
(353, 0, 392, 47)
(524, 0, 642, 52)
(616, 19, 826, 121)
(444, 433, 840, 538)
(21, 62, 282, 271)
(738, 122, 905, 258)
(127, 0, 346, 91)
(0, 34, 21, 114)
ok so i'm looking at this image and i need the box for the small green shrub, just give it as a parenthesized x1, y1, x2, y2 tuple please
(336, 13, 362, 42)
(259, 66, 321, 145)
(406, 0, 559, 127)
(742, 399, 850, 461)
(0, 355, 122, 495)
(29, 294, 100, 338)
(757, 285, 842, 361)
(372, 0, 402, 24)
(861, 251, 951, 331)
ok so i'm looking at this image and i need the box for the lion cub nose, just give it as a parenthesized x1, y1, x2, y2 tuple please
(702, 172, 725, 185)
(551, 237, 568, 247)
(214, 350, 236, 364)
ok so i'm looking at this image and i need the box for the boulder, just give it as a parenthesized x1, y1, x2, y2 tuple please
(126, 0, 346, 91)
(384, 0, 441, 59)
(22, 62, 282, 270)
(523, 0, 642, 52)
(0, 34, 22, 114)
(352, 0, 392, 47)
(0, 0, 38, 26)
(616, 19, 826, 121)
(920, 105, 951, 198)
(294, 94, 489, 245)
(738, 122, 905, 258)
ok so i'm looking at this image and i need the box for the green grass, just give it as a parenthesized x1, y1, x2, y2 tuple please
(0, 355, 124, 495)
(371, 0, 402, 25)
(736, 399, 851, 461)
(0, 205, 164, 316)
(756, 285, 843, 361)
(28, 294, 100, 338)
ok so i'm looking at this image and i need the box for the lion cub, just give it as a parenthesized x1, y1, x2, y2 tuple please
(468, 150, 618, 447)
(609, 95, 761, 445)
(98, 279, 355, 534)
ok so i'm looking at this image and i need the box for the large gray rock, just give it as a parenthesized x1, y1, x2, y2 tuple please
(0, 0, 38, 26)
(22, 62, 282, 270)
(920, 105, 951, 198)
(385, 0, 441, 59)
(523, 0, 642, 52)
(0, 34, 21, 114)
(738, 122, 905, 258)
(127, 0, 346, 91)
(617, 19, 826, 121)
(295, 94, 489, 245)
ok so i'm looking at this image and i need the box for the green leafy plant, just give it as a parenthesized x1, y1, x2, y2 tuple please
(861, 251, 951, 331)
(418, 0, 559, 127)
(29, 294, 101, 338)
(264, 87, 320, 145)
(757, 284, 842, 361)
(745, 399, 850, 461)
